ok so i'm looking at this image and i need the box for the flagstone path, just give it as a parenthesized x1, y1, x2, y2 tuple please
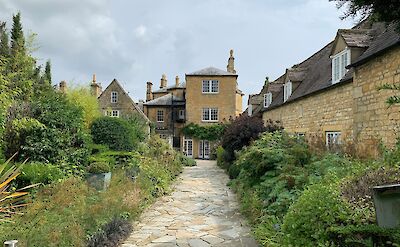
(121, 160, 259, 247)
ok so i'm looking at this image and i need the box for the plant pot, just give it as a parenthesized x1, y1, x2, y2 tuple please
(87, 172, 112, 191)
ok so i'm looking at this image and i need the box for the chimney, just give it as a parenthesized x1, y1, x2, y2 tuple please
(146, 81, 153, 101)
(227, 49, 236, 74)
(90, 74, 102, 97)
(175, 76, 180, 87)
(59, 81, 67, 93)
(160, 74, 167, 88)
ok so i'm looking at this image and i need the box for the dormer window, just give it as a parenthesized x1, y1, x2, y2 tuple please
(332, 49, 351, 84)
(264, 92, 272, 108)
(202, 80, 219, 93)
(283, 81, 292, 102)
(111, 91, 118, 103)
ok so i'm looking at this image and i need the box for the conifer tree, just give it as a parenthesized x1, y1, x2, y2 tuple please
(44, 60, 51, 84)
(10, 12, 24, 54)
(0, 22, 9, 57)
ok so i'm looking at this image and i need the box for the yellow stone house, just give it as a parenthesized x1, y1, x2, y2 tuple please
(248, 21, 400, 157)
(144, 50, 244, 159)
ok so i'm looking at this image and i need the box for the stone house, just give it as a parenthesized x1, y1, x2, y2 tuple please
(94, 76, 150, 129)
(255, 21, 400, 157)
(144, 50, 244, 159)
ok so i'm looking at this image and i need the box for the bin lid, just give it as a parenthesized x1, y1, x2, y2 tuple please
(372, 184, 400, 191)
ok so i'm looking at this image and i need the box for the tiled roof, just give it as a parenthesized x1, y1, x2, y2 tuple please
(186, 67, 237, 76)
(143, 93, 185, 106)
(338, 29, 373, 48)
(350, 22, 400, 67)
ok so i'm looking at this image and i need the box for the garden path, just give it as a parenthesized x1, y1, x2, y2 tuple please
(121, 160, 259, 247)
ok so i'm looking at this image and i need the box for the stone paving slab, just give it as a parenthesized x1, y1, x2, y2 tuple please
(121, 160, 259, 247)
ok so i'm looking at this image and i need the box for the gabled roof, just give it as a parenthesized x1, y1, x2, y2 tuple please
(349, 22, 400, 67)
(99, 79, 150, 122)
(186, 66, 237, 76)
(338, 29, 373, 48)
(152, 82, 186, 94)
(143, 93, 185, 106)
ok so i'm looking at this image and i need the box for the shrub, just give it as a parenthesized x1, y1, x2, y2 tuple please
(17, 162, 64, 187)
(4, 91, 91, 167)
(91, 117, 136, 151)
(177, 153, 196, 167)
(66, 86, 101, 129)
(221, 115, 269, 162)
(87, 217, 132, 247)
(282, 182, 351, 246)
(87, 162, 110, 174)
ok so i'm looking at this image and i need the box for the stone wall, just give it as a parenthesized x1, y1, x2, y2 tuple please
(185, 75, 239, 125)
(263, 83, 354, 151)
(352, 45, 400, 156)
(98, 81, 141, 118)
(262, 46, 400, 157)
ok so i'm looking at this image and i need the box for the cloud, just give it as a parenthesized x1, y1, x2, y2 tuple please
(0, 0, 355, 105)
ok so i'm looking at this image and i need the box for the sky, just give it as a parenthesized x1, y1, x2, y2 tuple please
(0, 0, 355, 105)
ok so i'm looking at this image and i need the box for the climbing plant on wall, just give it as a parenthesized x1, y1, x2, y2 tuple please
(182, 123, 226, 141)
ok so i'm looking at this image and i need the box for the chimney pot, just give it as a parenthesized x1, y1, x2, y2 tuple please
(160, 74, 167, 88)
(175, 76, 180, 87)
(146, 81, 153, 101)
(227, 49, 236, 74)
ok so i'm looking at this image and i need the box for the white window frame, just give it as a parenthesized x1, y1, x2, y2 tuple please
(157, 110, 164, 122)
(326, 131, 342, 149)
(283, 81, 292, 102)
(202, 80, 219, 93)
(331, 48, 351, 84)
(264, 92, 272, 108)
(202, 108, 218, 122)
(111, 110, 119, 117)
(111, 91, 118, 103)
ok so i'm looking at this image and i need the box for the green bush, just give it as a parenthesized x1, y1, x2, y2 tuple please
(87, 162, 110, 174)
(282, 182, 351, 246)
(4, 91, 91, 168)
(91, 117, 136, 151)
(17, 162, 64, 187)
(178, 153, 196, 167)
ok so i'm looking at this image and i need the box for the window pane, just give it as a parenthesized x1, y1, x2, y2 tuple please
(111, 92, 118, 103)
(210, 108, 218, 121)
(202, 80, 210, 93)
(211, 80, 219, 92)
(157, 110, 164, 122)
(202, 108, 209, 121)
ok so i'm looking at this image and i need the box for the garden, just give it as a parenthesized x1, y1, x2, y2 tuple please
(217, 115, 400, 246)
(0, 13, 193, 246)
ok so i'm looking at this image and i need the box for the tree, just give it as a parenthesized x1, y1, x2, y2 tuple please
(0, 22, 9, 57)
(221, 115, 282, 162)
(67, 86, 101, 129)
(10, 12, 24, 55)
(331, 0, 400, 25)
(43, 60, 51, 85)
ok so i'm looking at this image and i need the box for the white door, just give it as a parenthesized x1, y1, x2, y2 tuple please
(184, 139, 193, 158)
(203, 140, 210, 159)
(199, 140, 210, 159)
(199, 140, 204, 158)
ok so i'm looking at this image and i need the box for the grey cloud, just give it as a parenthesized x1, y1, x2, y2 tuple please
(0, 0, 355, 104)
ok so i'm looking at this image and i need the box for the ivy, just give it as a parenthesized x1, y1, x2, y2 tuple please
(182, 123, 226, 141)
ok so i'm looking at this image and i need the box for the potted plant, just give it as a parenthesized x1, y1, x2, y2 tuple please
(86, 162, 111, 191)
